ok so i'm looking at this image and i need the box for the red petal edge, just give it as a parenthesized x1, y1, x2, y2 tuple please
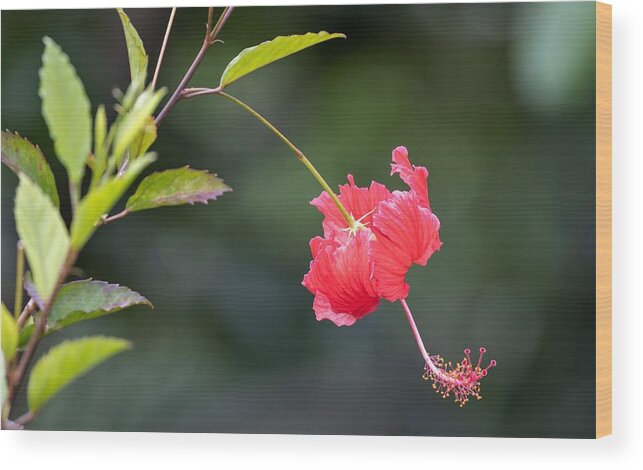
(372, 191, 442, 301)
(303, 230, 381, 326)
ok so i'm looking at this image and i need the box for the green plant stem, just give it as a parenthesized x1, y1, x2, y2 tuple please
(214, 91, 356, 228)
(69, 181, 80, 216)
(13, 241, 25, 318)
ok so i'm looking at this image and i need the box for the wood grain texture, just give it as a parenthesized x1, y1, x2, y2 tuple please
(595, 1, 612, 439)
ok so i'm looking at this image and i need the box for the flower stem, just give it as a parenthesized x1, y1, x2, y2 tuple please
(400, 298, 457, 384)
(215, 91, 356, 228)
(400, 298, 430, 363)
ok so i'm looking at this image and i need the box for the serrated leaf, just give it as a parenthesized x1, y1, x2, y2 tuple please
(2, 131, 60, 207)
(39, 37, 91, 184)
(126, 166, 231, 213)
(15, 175, 70, 303)
(70, 153, 156, 250)
(27, 336, 131, 412)
(117, 8, 148, 85)
(19, 279, 152, 346)
(220, 31, 346, 88)
(2, 303, 18, 362)
(112, 87, 165, 161)
(129, 116, 157, 159)
(49, 279, 152, 329)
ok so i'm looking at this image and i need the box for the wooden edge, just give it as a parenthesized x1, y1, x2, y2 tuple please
(595, 1, 612, 439)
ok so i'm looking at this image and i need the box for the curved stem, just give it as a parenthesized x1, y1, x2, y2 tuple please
(400, 298, 458, 385)
(400, 298, 430, 363)
(215, 91, 356, 228)
(151, 7, 177, 90)
(101, 209, 130, 225)
(16, 299, 37, 329)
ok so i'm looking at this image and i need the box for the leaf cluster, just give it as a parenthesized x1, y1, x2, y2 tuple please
(1, 7, 344, 426)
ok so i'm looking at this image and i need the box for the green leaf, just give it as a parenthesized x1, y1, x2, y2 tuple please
(1, 131, 60, 207)
(50, 279, 152, 330)
(39, 37, 92, 184)
(70, 153, 156, 250)
(112, 87, 165, 162)
(129, 116, 157, 159)
(27, 336, 131, 412)
(117, 8, 148, 85)
(90, 105, 108, 189)
(126, 166, 232, 213)
(15, 175, 70, 303)
(18, 322, 34, 349)
(19, 279, 152, 346)
(1, 303, 18, 362)
(220, 31, 346, 88)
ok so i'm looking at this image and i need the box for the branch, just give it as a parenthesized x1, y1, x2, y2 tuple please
(14, 411, 34, 427)
(16, 299, 37, 329)
(154, 6, 234, 126)
(151, 7, 177, 90)
(7, 250, 78, 409)
(101, 209, 130, 225)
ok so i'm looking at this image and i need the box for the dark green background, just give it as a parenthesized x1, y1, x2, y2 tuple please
(2, 2, 596, 437)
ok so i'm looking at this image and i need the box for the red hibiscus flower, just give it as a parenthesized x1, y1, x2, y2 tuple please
(302, 146, 495, 406)
(303, 146, 442, 324)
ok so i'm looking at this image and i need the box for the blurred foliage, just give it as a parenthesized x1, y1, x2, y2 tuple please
(2, 3, 596, 436)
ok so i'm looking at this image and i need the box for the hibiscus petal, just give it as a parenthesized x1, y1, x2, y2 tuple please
(302, 230, 380, 326)
(372, 191, 442, 301)
(391, 146, 430, 208)
(312, 293, 359, 327)
(310, 175, 391, 237)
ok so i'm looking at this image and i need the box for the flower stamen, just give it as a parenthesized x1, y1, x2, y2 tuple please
(422, 347, 497, 407)
(342, 208, 377, 236)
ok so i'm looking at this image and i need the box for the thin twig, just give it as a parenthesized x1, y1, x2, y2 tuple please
(13, 241, 25, 318)
(14, 411, 34, 427)
(181, 86, 221, 99)
(16, 299, 37, 329)
(154, 6, 234, 126)
(101, 209, 130, 225)
(151, 7, 177, 90)
(207, 7, 214, 32)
